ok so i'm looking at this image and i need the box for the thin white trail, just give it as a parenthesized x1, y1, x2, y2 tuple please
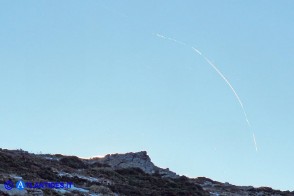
(155, 33, 187, 46)
(192, 47, 251, 126)
(253, 132, 258, 152)
(156, 33, 258, 152)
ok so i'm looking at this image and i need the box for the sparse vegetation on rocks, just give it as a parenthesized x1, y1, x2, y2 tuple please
(0, 148, 292, 196)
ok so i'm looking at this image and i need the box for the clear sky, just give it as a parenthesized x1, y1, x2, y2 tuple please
(1, 0, 294, 191)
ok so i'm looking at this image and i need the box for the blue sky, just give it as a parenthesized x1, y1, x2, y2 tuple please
(1, 0, 294, 191)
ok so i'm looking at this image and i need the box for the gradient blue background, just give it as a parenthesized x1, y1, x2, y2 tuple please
(1, 0, 294, 191)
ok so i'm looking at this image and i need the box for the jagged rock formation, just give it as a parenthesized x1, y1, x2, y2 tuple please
(0, 148, 293, 196)
(91, 151, 179, 179)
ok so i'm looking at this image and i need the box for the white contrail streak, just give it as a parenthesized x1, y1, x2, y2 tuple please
(192, 47, 202, 55)
(155, 33, 187, 46)
(253, 132, 258, 152)
(192, 47, 250, 126)
(156, 33, 258, 152)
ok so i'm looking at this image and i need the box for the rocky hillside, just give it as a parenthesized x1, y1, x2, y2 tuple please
(90, 151, 178, 179)
(0, 148, 293, 196)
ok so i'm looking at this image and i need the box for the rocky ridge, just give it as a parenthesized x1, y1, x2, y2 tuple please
(0, 148, 293, 196)
(91, 151, 178, 179)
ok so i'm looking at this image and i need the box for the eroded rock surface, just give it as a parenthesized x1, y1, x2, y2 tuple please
(91, 151, 179, 178)
(0, 148, 293, 196)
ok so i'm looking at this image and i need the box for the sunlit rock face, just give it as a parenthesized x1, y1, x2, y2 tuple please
(91, 151, 179, 178)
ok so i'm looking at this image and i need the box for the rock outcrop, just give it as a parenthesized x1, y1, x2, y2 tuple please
(0, 148, 293, 196)
(91, 151, 179, 178)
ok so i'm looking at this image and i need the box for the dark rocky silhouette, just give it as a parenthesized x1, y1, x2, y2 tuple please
(0, 148, 292, 196)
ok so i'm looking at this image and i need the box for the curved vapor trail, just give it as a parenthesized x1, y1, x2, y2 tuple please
(192, 47, 251, 126)
(155, 33, 258, 152)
